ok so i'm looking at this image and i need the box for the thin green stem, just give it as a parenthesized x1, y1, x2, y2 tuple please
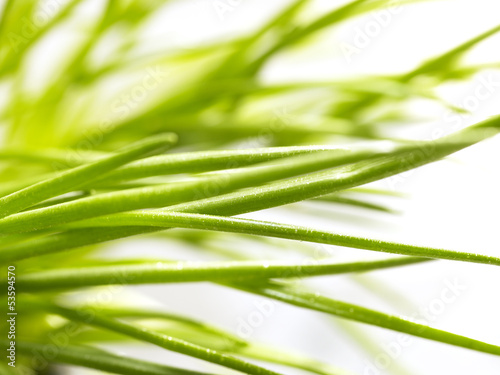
(0, 133, 177, 218)
(11, 341, 218, 375)
(65, 211, 500, 266)
(235, 282, 500, 356)
(16, 257, 429, 292)
(33, 302, 283, 375)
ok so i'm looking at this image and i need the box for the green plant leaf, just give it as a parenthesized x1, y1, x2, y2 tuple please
(11, 341, 218, 375)
(16, 257, 429, 292)
(31, 301, 284, 375)
(235, 281, 500, 356)
(0, 133, 177, 218)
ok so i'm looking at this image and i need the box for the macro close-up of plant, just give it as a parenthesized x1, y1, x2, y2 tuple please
(0, 0, 499, 374)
